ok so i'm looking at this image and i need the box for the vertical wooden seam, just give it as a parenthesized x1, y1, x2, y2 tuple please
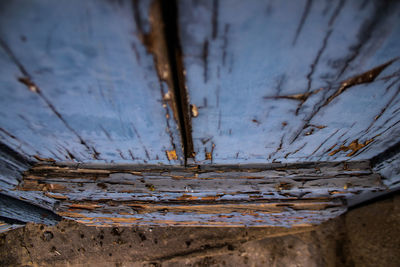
(158, 0, 194, 165)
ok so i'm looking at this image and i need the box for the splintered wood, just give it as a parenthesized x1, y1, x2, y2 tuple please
(18, 161, 385, 227)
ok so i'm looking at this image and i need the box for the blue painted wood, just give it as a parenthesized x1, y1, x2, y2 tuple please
(0, 0, 183, 164)
(178, 0, 400, 164)
(17, 161, 382, 227)
(372, 141, 400, 187)
(0, 193, 61, 225)
(0, 0, 398, 227)
(0, 141, 59, 212)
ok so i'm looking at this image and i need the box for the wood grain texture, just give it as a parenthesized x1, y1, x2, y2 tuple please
(372, 140, 400, 187)
(0, 0, 183, 164)
(0, 193, 61, 225)
(178, 0, 400, 164)
(0, 141, 58, 212)
(0, 0, 399, 227)
(15, 161, 384, 227)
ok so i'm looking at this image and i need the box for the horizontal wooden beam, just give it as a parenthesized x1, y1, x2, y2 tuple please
(13, 161, 385, 227)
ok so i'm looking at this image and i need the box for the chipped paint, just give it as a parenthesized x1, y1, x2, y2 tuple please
(0, 0, 182, 164)
(179, 0, 400, 163)
(10, 161, 385, 226)
(1, 0, 400, 228)
(166, 150, 178, 160)
(323, 58, 398, 107)
(190, 104, 199, 117)
(33, 155, 56, 163)
(329, 139, 374, 157)
(139, 0, 193, 163)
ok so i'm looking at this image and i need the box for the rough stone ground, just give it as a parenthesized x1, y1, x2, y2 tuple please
(1, 193, 399, 267)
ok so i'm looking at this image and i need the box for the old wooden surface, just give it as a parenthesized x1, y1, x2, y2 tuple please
(179, 0, 400, 164)
(0, 0, 183, 165)
(372, 141, 400, 187)
(11, 161, 382, 227)
(0, 193, 61, 225)
(0, 0, 399, 227)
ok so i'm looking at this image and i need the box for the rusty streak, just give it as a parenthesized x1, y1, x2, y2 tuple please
(264, 88, 323, 102)
(290, 58, 397, 145)
(328, 139, 374, 157)
(324, 58, 398, 106)
(33, 155, 55, 163)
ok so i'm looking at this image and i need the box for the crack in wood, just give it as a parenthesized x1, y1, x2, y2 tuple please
(292, 0, 313, 46)
(137, 0, 194, 164)
(17, 78, 100, 160)
(308, 129, 340, 159)
(328, 139, 374, 157)
(1, 39, 101, 160)
(325, 58, 398, 106)
(202, 39, 209, 83)
(335, 0, 397, 80)
(222, 24, 230, 67)
(297, 0, 345, 114)
(289, 58, 398, 144)
(211, 0, 219, 40)
(364, 80, 400, 133)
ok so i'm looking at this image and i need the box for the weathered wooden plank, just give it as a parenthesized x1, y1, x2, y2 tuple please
(13, 161, 383, 226)
(57, 200, 345, 227)
(372, 140, 400, 187)
(19, 162, 383, 202)
(0, 142, 31, 189)
(178, 0, 400, 164)
(0, 193, 61, 225)
(0, 0, 183, 164)
(0, 141, 59, 212)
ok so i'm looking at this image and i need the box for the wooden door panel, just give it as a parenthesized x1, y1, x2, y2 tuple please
(178, 0, 400, 164)
(0, 0, 183, 164)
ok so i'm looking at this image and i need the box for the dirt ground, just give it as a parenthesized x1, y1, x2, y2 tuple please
(1, 193, 399, 267)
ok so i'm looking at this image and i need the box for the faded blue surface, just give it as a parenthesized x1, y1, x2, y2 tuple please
(179, 0, 400, 164)
(0, 0, 399, 226)
(0, 0, 182, 164)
